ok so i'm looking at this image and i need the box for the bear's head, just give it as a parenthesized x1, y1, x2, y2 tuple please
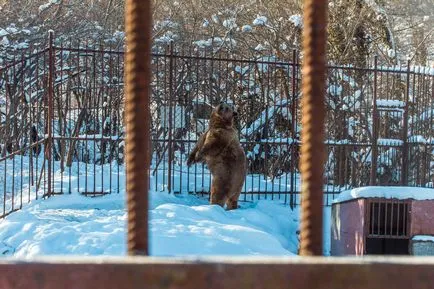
(210, 102, 238, 128)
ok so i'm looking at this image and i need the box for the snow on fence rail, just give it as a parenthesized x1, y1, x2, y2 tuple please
(0, 40, 433, 217)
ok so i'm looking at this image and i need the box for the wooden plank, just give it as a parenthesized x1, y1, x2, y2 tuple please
(1, 256, 434, 289)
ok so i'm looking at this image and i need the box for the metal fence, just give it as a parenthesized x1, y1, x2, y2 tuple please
(0, 37, 433, 217)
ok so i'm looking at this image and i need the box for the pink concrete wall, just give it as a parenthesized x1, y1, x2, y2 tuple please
(331, 199, 365, 256)
(411, 200, 434, 236)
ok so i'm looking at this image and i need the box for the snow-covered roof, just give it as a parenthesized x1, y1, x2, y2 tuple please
(412, 235, 434, 242)
(332, 186, 434, 204)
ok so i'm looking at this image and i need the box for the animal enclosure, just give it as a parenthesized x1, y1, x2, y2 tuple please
(0, 38, 433, 218)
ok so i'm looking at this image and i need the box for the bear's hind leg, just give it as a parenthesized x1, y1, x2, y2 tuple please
(225, 196, 239, 210)
(210, 177, 229, 208)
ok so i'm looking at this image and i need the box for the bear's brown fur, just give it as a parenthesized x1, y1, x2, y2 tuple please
(187, 103, 246, 210)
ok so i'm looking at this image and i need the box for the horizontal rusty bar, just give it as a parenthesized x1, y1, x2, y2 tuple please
(49, 46, 433, 75)
(54, 46, 125, 55)
(0, 48, 49, 71)
(51, 136, 124, 142)
(0, 139, 47, 163)
(1, 257, 434, 289)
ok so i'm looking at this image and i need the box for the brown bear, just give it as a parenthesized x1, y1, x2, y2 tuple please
(187, 102, 246, 210)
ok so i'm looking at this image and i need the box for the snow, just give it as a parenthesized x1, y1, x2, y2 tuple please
(377, 138, 403, 146)
(0, 183, 301, 257)
(388, 49, 396, 58)
(333, 186, 434, 204)
(5, 25, 18, 34)
(376, 99, 405, 108)
(155, 31, 177, 44)
(412, 235, 434, 242)
(211, 14, 219, 24)
(193, 39, 212, 48)
(242, 25, 252, 33)
(408, 135, 428, 144)
(15, 42, 29, 49)
(0, 29, 8, 37)
(0, 151, 334, 257)
(38, 3, 52, 13)
(419, 108, 434, 122)
(289, 15, 303, 28)
(234, 65, 249, 75)
(327, 84, 342, 97)
(255, 44, 267, 51)
(253, 16, 267, 26)
(0, 36, 9, 46)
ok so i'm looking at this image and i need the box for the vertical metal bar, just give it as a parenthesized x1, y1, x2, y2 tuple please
(117, 50, 121, 194)
(299, 0, 327, 256)
(11, 56, 15, 211)
(385, 200, 388, 236)
(67, 42, 72, 194)
(370, 56, 378, 186)
(290, 49, 297, 209)
(390, 201, 394, 236)
(377, 201, 381, 235)
(108, 46, 113, 194)
(93, 48, 97, 195)
(100, 44, 104, 194)
(84, 41, 89, 194)
(167, 43, 174, 193)
(403, 202, 407, 236)
(59, 41, 64, 194)
(401, 60, 411, 185)
(20, 53, 24, 209)
(396, 202, 401, 236)
(124, 0, 151, 255)
(47, 31, 54, 197)
(76, 43, 81, 194)
(3, 68, 7, 214)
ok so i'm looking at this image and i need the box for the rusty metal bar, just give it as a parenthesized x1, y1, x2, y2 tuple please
(370, 56, 379, 185)
(46, 31, 54, 197)
(1, 257, 434, 289)
(167, 43, 174, 193)
(299, 0, 327, 255)
(401, 59, 411, 185)
(290, 49, 297, 209)
(124, 0, 152, 255)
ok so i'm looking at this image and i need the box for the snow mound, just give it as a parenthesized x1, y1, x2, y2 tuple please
(0, 191, 299, 257)
(333, 186, 434, 204)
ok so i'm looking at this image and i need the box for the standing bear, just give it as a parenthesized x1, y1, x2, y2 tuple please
(187, 102, 246, 210)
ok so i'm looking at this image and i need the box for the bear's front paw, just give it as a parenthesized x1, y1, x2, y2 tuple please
(187, 154, 195, 167)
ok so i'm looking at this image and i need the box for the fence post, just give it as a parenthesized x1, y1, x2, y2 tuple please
(290, 49, 297, 209)
(167, 42, 174, 193)
(46, 31, 54, 197)
(370, 56, 378, 186)
(401, 60, 411, 185)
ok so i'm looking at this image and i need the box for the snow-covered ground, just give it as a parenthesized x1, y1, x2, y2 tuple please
(0, 154, 333, 258)
(0, 187, 331, 258)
